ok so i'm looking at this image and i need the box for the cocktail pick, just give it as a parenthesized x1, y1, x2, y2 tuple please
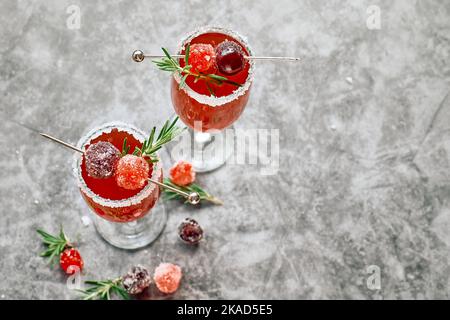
(39, 133, 201, 205)
(131, 50, 301, 62)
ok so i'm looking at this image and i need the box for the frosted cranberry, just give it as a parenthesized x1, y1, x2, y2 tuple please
(114, 155, 150, 190)
(215, 41, 245, 75)
(188, 44, 216, 73)
(153, 263, 182, 294)
(178, 218, 203, 245)
(85, 141, 121, 179)
(122, 265, 151, 295)
(169, 160, 195, 186)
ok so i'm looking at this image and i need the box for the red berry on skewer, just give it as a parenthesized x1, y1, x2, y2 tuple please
(85, 141, 121, 179)
(215, 40, 245, 75)
(188, 43, 216, 73)
(115, 154, 150, 190)
(60, 248, 84, 275)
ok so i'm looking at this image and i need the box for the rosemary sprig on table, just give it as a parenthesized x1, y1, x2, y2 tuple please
(162, 178, 223, 205)
(36, 228, 71, 265)
(152, 45, 242, 92)
(81, 278, 129, 300)
(126, 117, 185, 162)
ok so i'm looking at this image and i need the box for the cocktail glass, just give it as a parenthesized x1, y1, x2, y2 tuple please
(170, 26, 255, 172)
(73, 122, 166, 249)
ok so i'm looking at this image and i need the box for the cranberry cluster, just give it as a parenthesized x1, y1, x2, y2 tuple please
(188, 41, 246, 75)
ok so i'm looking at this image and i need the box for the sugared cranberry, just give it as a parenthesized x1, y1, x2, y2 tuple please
(188, 44, 216, 73)
(114, 154, 150, 190)
(60, 248, 84, 275)
(153, 263, 182, 294)
(85, 141, 121, 179)
(122, 265, 151, 295)
(215, 41, 245, 75)
(178, 218, 203, 245)
(169, 160, 195, 186)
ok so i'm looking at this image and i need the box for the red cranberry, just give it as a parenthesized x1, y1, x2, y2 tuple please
(85, 141, 121, 179)
(215, 41, 245, 75)
(122, 265, 151, 295)
(178, 218, 203, 245)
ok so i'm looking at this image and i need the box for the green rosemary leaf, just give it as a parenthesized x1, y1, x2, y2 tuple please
(207, 74, 228, 82)
(148, 127, 156, 148)
(81, 278, 127, 300)
(180, 74, 188, 89)
(161, 47, 173, 61)
(206, 83, 216, 97)
(37, 228, 70, 264)
(184, 44, 190, 66)
(125, 117, 183, 162)
(156, 119, 169, 141)
(133, 147, 141, 156)
(121, 137, 130, 156)
(223, 79, 243, 87)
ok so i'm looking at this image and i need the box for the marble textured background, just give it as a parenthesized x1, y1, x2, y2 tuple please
(1, 0, 450, 299)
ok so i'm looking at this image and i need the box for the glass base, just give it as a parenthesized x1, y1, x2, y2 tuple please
(169, 126, 234, 173)
(93, 200, 167, 250)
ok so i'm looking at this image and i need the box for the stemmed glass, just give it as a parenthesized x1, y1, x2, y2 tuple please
(170, 26, 255, 172)
(73, 122, 166, 249)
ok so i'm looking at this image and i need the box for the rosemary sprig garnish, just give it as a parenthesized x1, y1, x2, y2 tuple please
(162, 178, 223, 205)
(37, 228, 71, 265)
(152, 45, 242, 93)
(81, 278, 129, 300)
(130, 117, 185, 162)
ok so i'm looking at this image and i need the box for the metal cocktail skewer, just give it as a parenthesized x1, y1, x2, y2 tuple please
(131, 50, 301, 63)
(39, 133, 201, 205)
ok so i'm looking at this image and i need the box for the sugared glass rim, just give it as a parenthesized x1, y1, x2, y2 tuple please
(173, 26, 255, 107)
(73, 122, 162, 208)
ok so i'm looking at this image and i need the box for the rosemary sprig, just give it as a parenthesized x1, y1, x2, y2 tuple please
(131, 117, 185, 162)
(36, 228, 71, 265)
(81, 278, 129, 300)
(152, 45, 242, 93)
(162, 178, 223, 205)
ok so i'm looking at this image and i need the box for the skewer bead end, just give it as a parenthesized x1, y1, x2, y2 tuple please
(132, 50, 145, 62)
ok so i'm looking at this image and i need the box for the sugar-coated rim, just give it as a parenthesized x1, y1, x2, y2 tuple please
(73, 122, 162, 208)
(173, 26, 255, 107)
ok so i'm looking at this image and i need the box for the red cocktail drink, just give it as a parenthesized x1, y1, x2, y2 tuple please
(74, 122, 166, 249)
(171, 27, 254, 132)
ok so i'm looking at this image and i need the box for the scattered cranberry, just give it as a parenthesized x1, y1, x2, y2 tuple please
(215, 40, 245, 75)
(60, 248, 84, 275)
(85, 141, 121, 179)
(114, 154, 150, 190)
(122, 265, 151, 295)
(178, 218, 203, 245)
(169, 160, 195, 186)
(153, 263, 182, 294)
(188, 43, 216, 73)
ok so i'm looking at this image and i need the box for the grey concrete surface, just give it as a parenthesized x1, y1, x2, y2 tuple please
(1, 0, 450, 299)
